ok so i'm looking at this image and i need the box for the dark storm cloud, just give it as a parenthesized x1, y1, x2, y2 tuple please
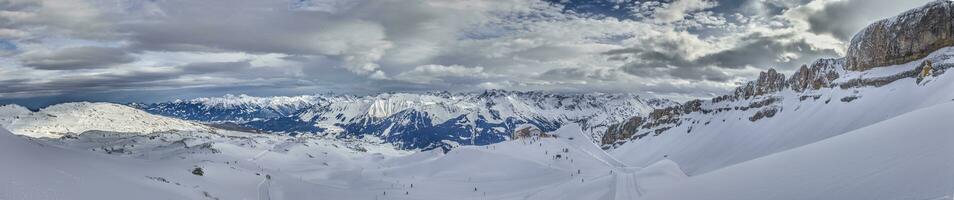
(179, 61, 253, 74)
(19, 46, 136, 70)
(1, 60, 265, 97)
(609, 32, 839, 82)
(804, 0, 933, 40)
(121, 1, 334, 54)
(540, 67, 621, 81)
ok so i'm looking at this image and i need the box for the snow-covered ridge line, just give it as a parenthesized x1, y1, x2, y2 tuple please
(184, 94, 325, 109)
(0, 102, 213, 138)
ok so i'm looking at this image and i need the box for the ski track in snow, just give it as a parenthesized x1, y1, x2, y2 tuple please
(614, 173, 640, 200)
(257, 177, 271, 200)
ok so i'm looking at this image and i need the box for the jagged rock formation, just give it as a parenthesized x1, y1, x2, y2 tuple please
(789, 59, 842, 92)
(846, 0, 954, 71)
(601, 117, 642, 145)
(746, 69, 786, 97)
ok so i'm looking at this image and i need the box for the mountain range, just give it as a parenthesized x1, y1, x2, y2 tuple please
(2, 91, 674, 151)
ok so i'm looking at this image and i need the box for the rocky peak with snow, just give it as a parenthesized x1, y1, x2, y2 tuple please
(846, 0, 954, 71)
(603, 0, 954, 148)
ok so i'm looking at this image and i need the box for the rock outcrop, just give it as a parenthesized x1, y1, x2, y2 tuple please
(512, 126, 554, 139)
(789, 59, 842, 92)
(602, 117, 643, 145)
(846, 0, 954, 71)
(734, 69, 786, 99)
(917, 60, 935, 84)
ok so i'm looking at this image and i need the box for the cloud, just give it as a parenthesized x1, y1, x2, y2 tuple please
(794, 0, 933, 40)
(394, 64, 492, 84)
(540, 67, 621, 81)
(653, 0, 718, 23)
(0, 0, 937, 104)
(19, 46, 136, 70)
(0, 0, 116, 40)
(179, 61, 252, 74)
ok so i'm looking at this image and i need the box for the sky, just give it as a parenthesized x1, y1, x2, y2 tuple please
(0, 0, 935, 108)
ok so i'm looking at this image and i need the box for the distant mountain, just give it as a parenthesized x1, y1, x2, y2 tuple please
(132, 91, 675, 150)
(0, 102, 213, 138)
(603, 0, 954, 175)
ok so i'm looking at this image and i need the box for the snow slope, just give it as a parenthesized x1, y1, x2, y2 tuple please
(644, 102, 954, 200)
(0, 128, 190, 199)
(0, 102, 212, 138)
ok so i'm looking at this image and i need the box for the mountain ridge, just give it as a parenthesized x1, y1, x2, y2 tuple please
(129, 90, 675, 150)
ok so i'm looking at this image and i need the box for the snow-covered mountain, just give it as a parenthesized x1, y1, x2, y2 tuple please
(133, 91, 675, 150)
(603, 0, 954, 175)
(0, 102, 213, 138)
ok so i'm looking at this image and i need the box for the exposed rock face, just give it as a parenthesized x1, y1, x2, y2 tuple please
(602, 117, 643, 145)
(512, 126, 553, 139)
(789, 59, 842, 92)
(731, 69, 787, 99)
(846, 0, 954, 71)
(918, 60, 935, 83)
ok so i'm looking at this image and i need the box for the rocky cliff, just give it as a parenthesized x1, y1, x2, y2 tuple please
(846, 0, 954, 71)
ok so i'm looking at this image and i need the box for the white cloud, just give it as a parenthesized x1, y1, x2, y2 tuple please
(394, 64, 491, 84)
(653, 0, 719, 23)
